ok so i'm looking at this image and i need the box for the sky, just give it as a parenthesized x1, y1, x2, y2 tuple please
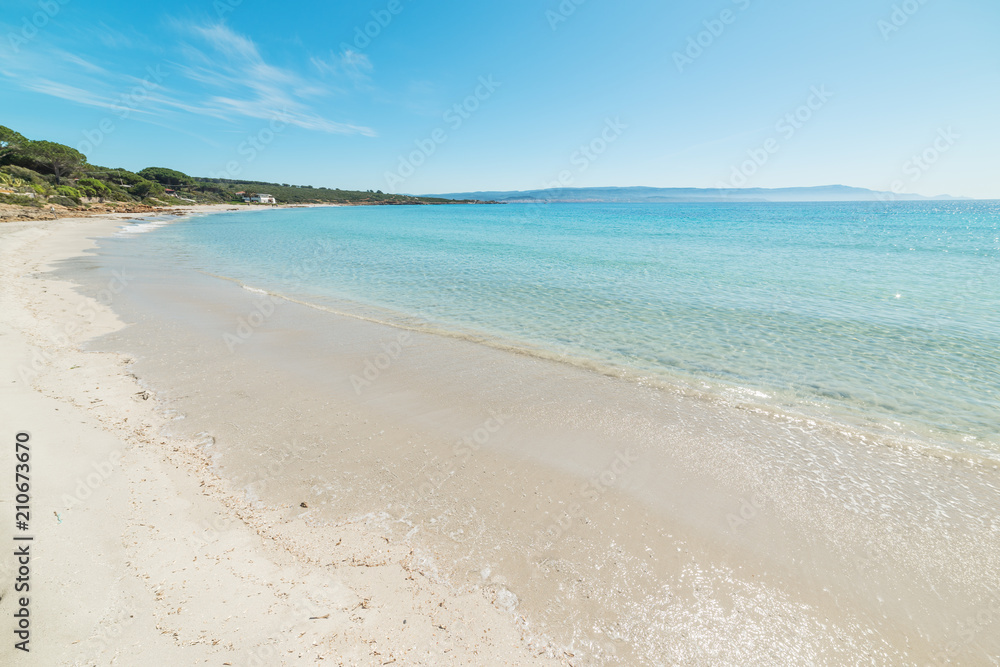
(1, 0, 998, 198)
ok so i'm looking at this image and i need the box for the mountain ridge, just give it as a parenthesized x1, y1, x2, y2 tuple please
(422, 185, 967, 203)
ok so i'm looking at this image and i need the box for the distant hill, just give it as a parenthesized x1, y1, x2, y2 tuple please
(424, 185, 966, 203)
(0, 124, 478, 210)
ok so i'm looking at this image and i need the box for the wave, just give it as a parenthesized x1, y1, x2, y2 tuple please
(199, 271, 1000, 470)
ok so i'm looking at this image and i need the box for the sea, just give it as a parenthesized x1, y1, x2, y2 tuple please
(121, 200, 1000, 458)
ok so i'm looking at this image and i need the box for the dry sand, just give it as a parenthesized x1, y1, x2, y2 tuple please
(2, 206, 998, 666)
(0, 209, 564, 666)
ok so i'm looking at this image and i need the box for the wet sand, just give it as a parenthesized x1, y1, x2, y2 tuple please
(61, 210, 1000, 664)
(3, 208, 999, 664)
(1, 211, 563, 666)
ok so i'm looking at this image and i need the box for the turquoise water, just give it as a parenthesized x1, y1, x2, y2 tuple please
(132, 201, 1000, 452)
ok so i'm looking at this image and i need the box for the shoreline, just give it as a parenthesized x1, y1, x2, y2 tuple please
(158, 207, 998, 468)
(0, 211, 567, 665)
(67, 212, 1000, 661)
(3, 208, 999, 664)
(0, 198, 492, 224)
(201, 263, 1000, 469)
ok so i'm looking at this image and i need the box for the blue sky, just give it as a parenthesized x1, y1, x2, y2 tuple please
(1, 0, 997, 197)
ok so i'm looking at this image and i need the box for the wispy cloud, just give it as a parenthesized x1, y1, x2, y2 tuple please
(0, 47, 136, 113)
(91, 21, 137, 50)
(311, 49, 374, 89)
(172, 23, 377, 136)
(191, 23, 260, 62)
(61, 53, 109, 75)
(18, 78, 127, 112)
(0, 21, 376, 138)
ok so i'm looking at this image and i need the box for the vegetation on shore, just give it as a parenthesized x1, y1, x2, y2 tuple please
(0, 125, 488, 210)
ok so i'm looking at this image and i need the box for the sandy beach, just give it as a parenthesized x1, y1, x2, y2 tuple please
(2, 207, 999, 665)
(3, 0, 995, 662)
(0, 208, 567, 666)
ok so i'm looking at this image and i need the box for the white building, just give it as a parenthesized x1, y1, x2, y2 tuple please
(248, 193, 276, 204)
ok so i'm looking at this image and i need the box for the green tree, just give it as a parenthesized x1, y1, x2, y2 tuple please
(0, 126, 27, 161)
(130, 179, 164, 198)
(76, 177, 111, 199)
(23, 140, 86, 184)
(138, 167, 192, 187)
(56, 185, 82, 201)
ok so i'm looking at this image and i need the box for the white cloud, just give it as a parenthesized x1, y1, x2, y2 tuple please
(18, 79, 123, 112)
(91, 22, 137, 50)
(191, 23, 262, 62)
(311, 49, 374, 89)
(174, 23, 377, 136)
(0, 22, 377, 138)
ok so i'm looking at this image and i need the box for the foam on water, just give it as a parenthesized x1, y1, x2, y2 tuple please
(122, 200, 1000, 457)
(64, 222, 1000, 663)
(115, 216, 179, 235)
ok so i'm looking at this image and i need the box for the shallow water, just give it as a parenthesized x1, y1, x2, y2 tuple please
(54, 207, 1000, 665)
(129, 201, 1000, 455)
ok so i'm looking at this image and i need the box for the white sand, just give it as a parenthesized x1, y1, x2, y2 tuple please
(0, 210, 564, 666)
(3, 206, 997, 666)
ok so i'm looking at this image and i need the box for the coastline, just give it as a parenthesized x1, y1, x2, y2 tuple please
(0, 197, 481, 225)
(2, 207, 998, 664)
(143, 201, 1000, 464)
(0, 211, 565, 666)
(189, 269, 1000, 468)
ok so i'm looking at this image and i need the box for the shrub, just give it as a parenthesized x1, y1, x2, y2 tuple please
(138, 167, 191, 186)
(103, 184, 132, 202)
(130, 179, 164, 198)
(56, 185, 81, 200)
(48, 195, 77, 207)
(0, 193, 42, 207)
(11, 140, 85, 184)
(84, 167, 145, 188)
(1, 164, 47, 185)
(76, 177, 111, 199)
